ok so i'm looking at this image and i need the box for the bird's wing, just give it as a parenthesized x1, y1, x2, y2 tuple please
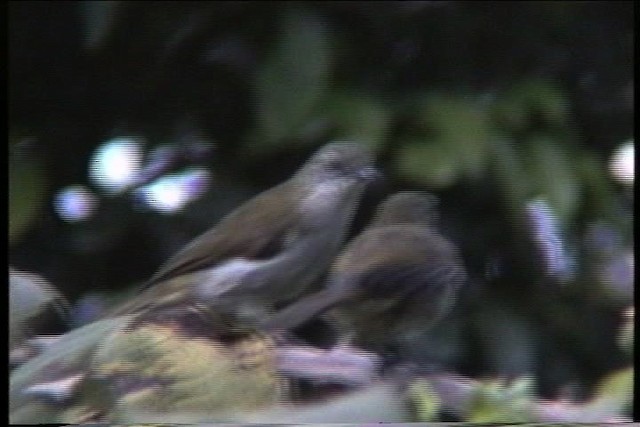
(359, 261, 466, 301)
(261, 286, 352, 332)
(146, 184, 299, 287)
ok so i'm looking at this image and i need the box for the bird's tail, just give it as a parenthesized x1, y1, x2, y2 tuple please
(261, 285, 349, 332)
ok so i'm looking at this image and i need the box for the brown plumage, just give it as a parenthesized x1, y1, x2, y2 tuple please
(110, 141, 378, 322)
(263, 191, 466, 352)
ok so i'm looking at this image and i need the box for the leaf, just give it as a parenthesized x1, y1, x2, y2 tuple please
(394, 93, 492, 188)
(254, 8, 332, 148)
(468, 377, 536, 423)
(493, 79, 570, 132)
(408, 379, 441, 421)
(394, 139, 460, 189)
(592, 367, 633, 407)
(9, 149, 47, 244)
(418, 94, 491, 180)
(523, 134, 581, 222)
(487, 134, 531, 218)
(321, 90, 392, 152)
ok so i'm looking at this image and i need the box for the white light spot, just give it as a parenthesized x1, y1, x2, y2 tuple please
(89, 137, 144, 194)
(609, 140, 634, 185)
(53, 185, 99, 222)
(525, 198, 574, 281)
(178, 167, 212, 200)
(136, 167, 212, 214)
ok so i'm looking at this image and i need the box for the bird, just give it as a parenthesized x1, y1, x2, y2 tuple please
(109, 141, 379, 323)
(262, 191, 467, 356)
(10, 141, 382, 423)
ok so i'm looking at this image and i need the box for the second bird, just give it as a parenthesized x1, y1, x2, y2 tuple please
(263, 191, 467, 354)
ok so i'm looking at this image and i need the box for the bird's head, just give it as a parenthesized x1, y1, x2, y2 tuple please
(296, 141, 379, 186)
(372, 191, 439, 227)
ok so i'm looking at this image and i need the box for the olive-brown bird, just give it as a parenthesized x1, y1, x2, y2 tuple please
(10, 142, 382, 424)
(263, 191, 467, 353)
(111, 141, 378, 323)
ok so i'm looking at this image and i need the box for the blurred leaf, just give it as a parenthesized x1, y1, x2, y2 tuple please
(417, 94, 491, 179)
(321, 90, 392, 152)
(394, 93, 492, 188)
(523, 135, 581, 222)
(254, 7, 332, 148)
(592, 367, 633, 408)
(9, 147, 48, 244)
(535, 367, 634, 422)
(493, 79, 570, 132)
(468, 377, 536, 423)
(394, 139, 459, 188)
(408, 379, 441, 421)
(487, 134, 530, 216)
(578, 152, 628, 231)
(534, 377, 632, 422)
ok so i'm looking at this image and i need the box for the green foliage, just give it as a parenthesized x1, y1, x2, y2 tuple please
(320, 89, 393, 152)
(522, 134, 581, 222)
(592, 367, 633, 412)
(493, 79, 571, 133)
(395, 138, 461, 189)
(9, 139, 48, 245)
(468, 377, 536, 423)
(394, 94, 491, 188)
(578, 152, 628, 228)
(408, 379, 441, 422)
(254, 7, 332, 149)
(486, 134, 531, 217)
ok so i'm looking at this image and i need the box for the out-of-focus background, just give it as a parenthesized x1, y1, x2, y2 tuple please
(9, 1, 633, 422)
